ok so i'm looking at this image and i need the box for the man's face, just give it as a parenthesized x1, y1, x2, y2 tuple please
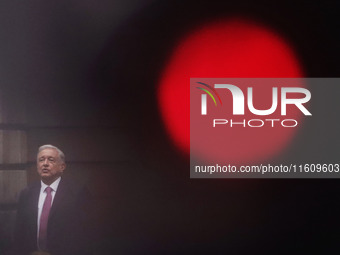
(37, 148, 65, 184)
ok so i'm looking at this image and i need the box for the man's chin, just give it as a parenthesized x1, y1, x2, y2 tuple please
(41, 175, 60, 184)
(41, 175, 54, 183)
(40, 173, 51, 178)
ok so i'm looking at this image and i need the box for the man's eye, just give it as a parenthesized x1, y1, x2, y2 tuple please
(48, 158, 56, 163)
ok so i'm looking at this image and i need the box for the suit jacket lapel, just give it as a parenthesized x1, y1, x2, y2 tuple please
(27, 182, 41, 243)
(49, 178, 68, 219)
(29, 182, 41, 214)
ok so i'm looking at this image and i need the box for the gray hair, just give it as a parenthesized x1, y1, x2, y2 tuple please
(38, 145, 65, 163)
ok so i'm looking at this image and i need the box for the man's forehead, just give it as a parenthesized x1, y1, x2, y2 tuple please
(38, 148, 59, 157)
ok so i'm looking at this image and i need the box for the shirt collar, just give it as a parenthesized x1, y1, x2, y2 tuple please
(40, 177, 61, 192)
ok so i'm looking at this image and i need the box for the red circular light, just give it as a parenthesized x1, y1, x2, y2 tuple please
(158, 18, 304, 164)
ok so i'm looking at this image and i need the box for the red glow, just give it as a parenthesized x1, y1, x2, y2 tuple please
(158, 18, 304, 164)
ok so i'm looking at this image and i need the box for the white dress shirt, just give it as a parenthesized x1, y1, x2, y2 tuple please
(37, 177, 61, 239)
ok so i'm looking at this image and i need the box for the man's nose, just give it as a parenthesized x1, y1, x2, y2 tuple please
(43, 159, 49, 165)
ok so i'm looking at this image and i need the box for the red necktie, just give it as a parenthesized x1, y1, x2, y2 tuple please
(39, 186, 53, 250)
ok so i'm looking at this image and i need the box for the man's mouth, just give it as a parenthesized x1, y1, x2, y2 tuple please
(42, 168, 50, 173)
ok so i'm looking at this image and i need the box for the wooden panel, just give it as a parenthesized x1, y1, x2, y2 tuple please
(0, 170, 27, 204)
(0, 130, 27, 164)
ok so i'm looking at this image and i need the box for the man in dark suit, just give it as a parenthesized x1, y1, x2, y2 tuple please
(13, 145, 93, 255)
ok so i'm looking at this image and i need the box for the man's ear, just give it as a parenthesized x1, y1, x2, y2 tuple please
(60, 163, 66, 172)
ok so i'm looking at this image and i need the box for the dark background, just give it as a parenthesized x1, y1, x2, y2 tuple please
(0, 0, 339, 254)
